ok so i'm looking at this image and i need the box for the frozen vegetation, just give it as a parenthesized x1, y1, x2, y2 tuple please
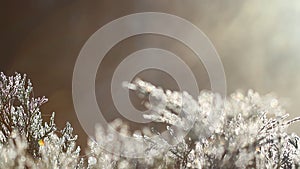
(0, 73, 299, 168)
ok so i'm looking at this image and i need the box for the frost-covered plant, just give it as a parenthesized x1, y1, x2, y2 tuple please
(1, 72, 300, 168)
(0, 72, 55, 157)
(0, 73, 82, 168)
(88, 79, 300, 169)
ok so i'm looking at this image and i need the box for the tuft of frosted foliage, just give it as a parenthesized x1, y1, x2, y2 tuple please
(0, 73, 83, 168)
(87, 79, 300, 168)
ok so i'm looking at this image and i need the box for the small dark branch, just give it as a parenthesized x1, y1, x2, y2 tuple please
(285, 117, 300, 126)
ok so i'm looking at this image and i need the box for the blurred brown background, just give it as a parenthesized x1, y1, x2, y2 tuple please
(1, 0, 300, 151)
